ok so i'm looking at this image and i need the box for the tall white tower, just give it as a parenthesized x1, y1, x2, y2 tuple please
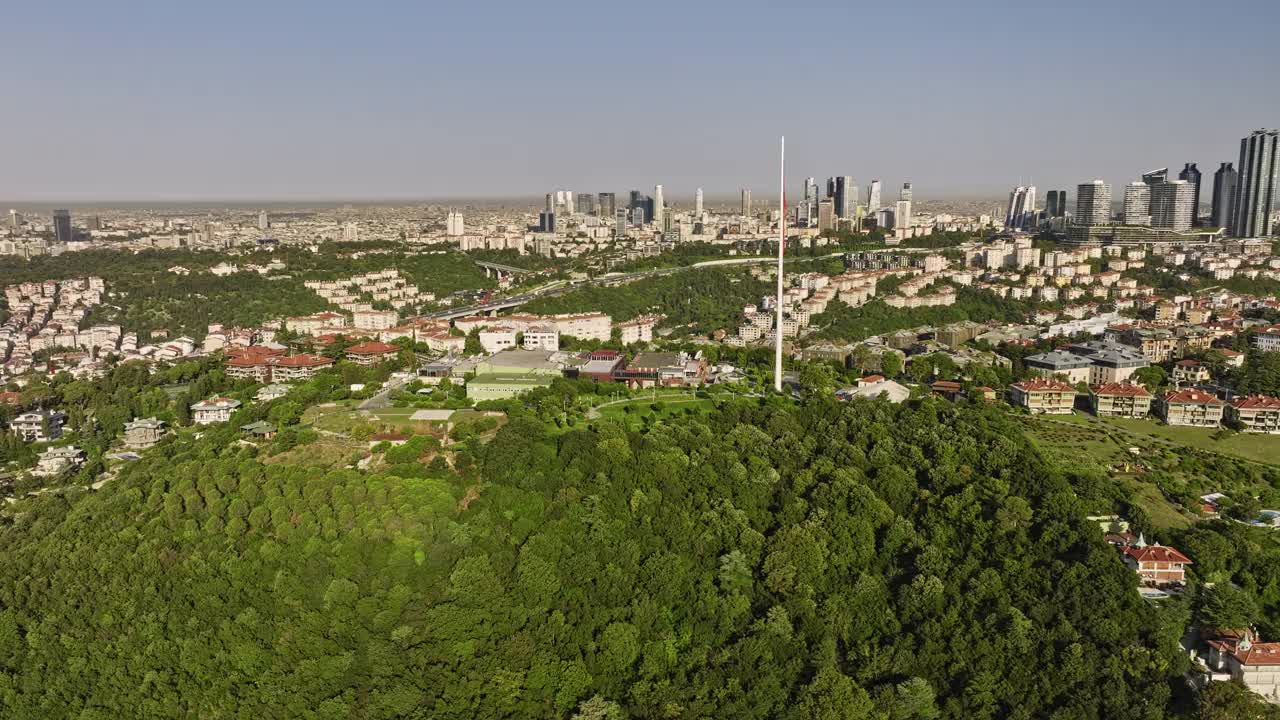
(694, 188, 704, 217)
(653, 185, 665, 227)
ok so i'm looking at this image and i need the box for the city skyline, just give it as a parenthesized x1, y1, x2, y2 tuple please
(4, 0, 1279, 202)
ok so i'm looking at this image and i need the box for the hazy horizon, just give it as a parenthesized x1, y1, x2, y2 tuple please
(5, 0, 1277, 203)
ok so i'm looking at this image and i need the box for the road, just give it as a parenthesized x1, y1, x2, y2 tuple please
(359, 376, 411, 411)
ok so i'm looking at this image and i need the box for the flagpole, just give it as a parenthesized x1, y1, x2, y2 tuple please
(774, 136, 785, 393)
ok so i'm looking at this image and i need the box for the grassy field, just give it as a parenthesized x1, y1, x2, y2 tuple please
(1100, 418, 1280, 466)
(596, 397, 716, 429)
(1021, 413, 1193, 529)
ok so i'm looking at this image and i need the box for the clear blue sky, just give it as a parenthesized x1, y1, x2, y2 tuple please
(4, 0, 1278, 202)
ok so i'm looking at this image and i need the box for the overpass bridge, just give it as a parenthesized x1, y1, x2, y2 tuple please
(473, 259, 533, 281)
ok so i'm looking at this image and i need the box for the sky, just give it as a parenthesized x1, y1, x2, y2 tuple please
(3, 0, 1279, 203)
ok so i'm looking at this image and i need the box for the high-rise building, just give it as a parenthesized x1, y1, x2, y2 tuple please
(1231, 129, 1279, 238)
(614, 209, 627, 239)
(1074, 180, 1112, 226)
(342, 221, 360, 242)
(895, 199, 912, 229)
(694, 188, 703, 216)
(538, 211, 556, 233)
(1045, 190, 1068, 218)
(446, 210, 465, 236)
(833, 176, 855, 219)
(9, 209, 21, 229)
(257, 210, 269, 231)
(598, 192, 616, 218)
(1211, 162, 1238, 230)
(740, 188, 752, 217)
(52, 209, 72, 242)
(545, 193, 554, 213)
(867, 180, 882, 212)
(1005, 186, 1037, 229)
(575, 194, 595, 216)
(803, 178, 819, 226)
(653, 185, 664, 227)
(1178, 163, 1202, 225)
(900, 182, 913, 202)
(1151, 180, 1195, 231)
(1123, 182, 1152, 225)
(1142, 168, 1168, 186)
(816, 199, 835, 231)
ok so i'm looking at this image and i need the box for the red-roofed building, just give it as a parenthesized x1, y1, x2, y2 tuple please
(1172, 359, 1211, 386)
(1157, 389, 1224, 427)
(1121, 540, 1192, 585)
(226, 350, 334, 382)
(1205, 631, 1280, 700)
(1009, 378, 1076, 414)
(1227, 395, 1280, 434)
(930, 380, 963, 401)
(1089, 383, 1153, 418)
(345, 341, 400, 366)
(0, 391, 20, 406)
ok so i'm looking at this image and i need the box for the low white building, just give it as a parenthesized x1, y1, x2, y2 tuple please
(191, 397, 242, 425)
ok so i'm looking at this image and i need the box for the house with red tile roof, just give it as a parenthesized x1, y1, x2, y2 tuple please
(1156, 389, 1224, 427)
(1120, 537, 1192, 585)
(1227, 395, 1280, 434)
(1009, 378, 1076, 414)
(344, 341, 400, 366)
(1089, 383, 1153, 418)
(1205, 631, 1280, 701)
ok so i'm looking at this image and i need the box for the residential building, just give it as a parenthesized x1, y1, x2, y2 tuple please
(618, 316, 658, 344)
(191, 397, 242, 425)
(478, 327, 518, 353)
(123, 417, 167, 449)
(1151, 180, 1195, 231)
(1204, 632, 1280, 702)
(344, 341, 400, 366)
(353, 309, 400, 331)
(1172, 360, 1211, 385)
(1069, 341, 1149, 384)
(1009, 379, 1076, 414)
(1089, 383, 1153, 418)
(1227, 395, 1280, 434)
(1023, 350, 1092, 383)
(1123, 182, 1151, 225)
(1075, 180, 1112, 226)
(1157, 389, 1224, 427)
(1121, 540, 1192, 585)
(522, 327, 559, 351)
(10, 410, 66, 443)
(33, 445, 84, 477)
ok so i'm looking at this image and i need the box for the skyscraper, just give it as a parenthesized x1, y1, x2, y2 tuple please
(1211, 162, 1237, 230)
(52, 209, 72, 242)
(895, 199, 912, 229)
(545, 193, 555, 213)
(257, 210, 269, 231)
(1074, 180, 1112, 226)
(538, 211, 556, 233)
(867, 180, 882, 212)
(694, 188, 703, 216)
(816, 199, 835, 231)
(575, 194, 594, 216)
(614, 209, 627, 239)
(1005, 186, 1037, 230)
(833, 176, 855, 219)
(446, 210, 465, 236)
(1045, 190, 1067, 218)
(1231, 129, 1279, 238)
(8, 209, 20, 229)
(900, 182, 913, 202)
(1122, 182, 1151, 226)
(653, 185, 664, 227)
(1142, 168, 1168, 186)
(342, 221, 360, 242)
(1151, 180, 1195, 231)
(598, 193, 616, 218)
(740, 188, 752, 217)
(1178, 163, 1202, 225)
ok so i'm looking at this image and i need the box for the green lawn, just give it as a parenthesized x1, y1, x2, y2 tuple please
(1098, 418, 1280, 466)
(596, 397, 715, 428)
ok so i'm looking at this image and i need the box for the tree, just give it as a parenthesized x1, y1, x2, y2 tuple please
(880, 351, 904, 378)
(1133, 365, 1168, 389)
(1200, 584, 1259, 629)
(1196, 680, 1280, 719)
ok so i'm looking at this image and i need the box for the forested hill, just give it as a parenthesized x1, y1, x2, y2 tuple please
(0, 398, 1188, 718)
